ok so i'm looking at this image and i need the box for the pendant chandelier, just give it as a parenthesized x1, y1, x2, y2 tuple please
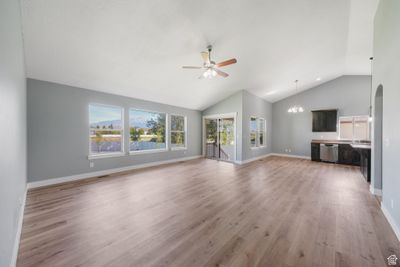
(288, 80, 304, 113)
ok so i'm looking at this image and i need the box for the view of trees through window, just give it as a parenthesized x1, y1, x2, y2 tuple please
(130, 109, 166, 151)
(89, 104, 123, 154)
(250, 117, 266, 147)
(258, 118, 265, 146)
(219, 119, 234, 145)
(250, 117, 257, 147)
(171, 115, 186, 148)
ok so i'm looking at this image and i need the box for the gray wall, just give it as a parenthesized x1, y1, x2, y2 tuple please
(202, 90, 243, 162)
(372, 0, 400, 236)
(272, 76, 371, 157)
(242, 90, 273, 161)
(27, 79, 202, 182)
(0, 0, 27, 265)
(202, 90, 273, 163)
(373, 87, 383, 191)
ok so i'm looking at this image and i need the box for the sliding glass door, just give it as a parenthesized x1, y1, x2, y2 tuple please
(204, 117, 235, 162)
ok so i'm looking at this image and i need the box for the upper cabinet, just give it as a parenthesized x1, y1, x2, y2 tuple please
(312, 109, 337, 132)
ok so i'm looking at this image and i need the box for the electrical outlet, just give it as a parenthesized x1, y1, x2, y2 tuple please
(183, 150, 187, 155)
(89, 161, 94, 168)
(288, 149, 291, 153)
(391, 199, 394, 209)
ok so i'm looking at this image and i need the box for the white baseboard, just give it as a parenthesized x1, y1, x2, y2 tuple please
(234, 153, 311, 165)
(27, 155, 202, 189)
(234, 153, 272, 165)
(11, 187, 27, 267)
(269, 153, 311, 160)
(369, 185, 383, 196)
(381, 202, 400, 242)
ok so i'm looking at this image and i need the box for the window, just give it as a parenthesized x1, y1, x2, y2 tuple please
(89, 104, 124, 156)
(129, 109, 166, 152)
(339, 116, 370, 141)
(258, 118, 266, 146)
(250, 117, 257, 147)
(250, 117, 267, 148)
(171, 115, 186, 149)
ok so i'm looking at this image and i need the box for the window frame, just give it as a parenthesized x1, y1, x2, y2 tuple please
(128, 108, 169, 155)
(339, 115, 370, 141)
(250, 116, 267, 149)
(258, 117, 267, 147)
(170, 114, 187, 150)
(250, 116, 258, 148)
(88, 103, 125, 159)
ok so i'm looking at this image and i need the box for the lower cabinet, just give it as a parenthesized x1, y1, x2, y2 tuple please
(311, 143, 320, 161)
(359, 149, 371, 182)
(311, 142, 370, 182)
(338, 144, 360, 166)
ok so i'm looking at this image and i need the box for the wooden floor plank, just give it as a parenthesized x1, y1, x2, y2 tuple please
(17, 156, 400, 267)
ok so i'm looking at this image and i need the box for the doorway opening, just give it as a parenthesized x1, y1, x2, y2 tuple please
(373, 85, 383, 196)
(203, 114, 236, 162)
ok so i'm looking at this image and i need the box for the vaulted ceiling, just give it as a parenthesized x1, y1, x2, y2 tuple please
(21, 0, 378, 110)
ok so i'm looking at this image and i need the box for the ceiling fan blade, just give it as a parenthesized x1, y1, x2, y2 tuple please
(182, 66, 202, 69)
(201, 51, 210, 64)
(214, 68, 229, 78)
(216, 58, 237, 68)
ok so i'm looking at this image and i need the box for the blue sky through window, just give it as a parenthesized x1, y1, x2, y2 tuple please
(89, 104, 122, 129)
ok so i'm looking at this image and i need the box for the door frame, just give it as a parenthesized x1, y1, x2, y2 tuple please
(202, 112, 237, 162)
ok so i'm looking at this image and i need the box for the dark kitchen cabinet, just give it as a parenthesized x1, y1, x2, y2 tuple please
(359, 149, 371, 182)
(338, 144, 360, 166)
(312, 110, 337, 132)
(311, 143, 320, 161)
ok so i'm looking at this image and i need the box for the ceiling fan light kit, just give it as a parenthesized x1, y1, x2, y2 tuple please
(182, 45, 237, 79)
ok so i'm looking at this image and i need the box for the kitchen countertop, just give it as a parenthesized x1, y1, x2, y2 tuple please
(312, 139, 371, 149)
(350, 143, 371, 150)
(311, 139, 352, 144)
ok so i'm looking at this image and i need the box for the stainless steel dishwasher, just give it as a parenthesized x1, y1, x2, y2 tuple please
(320, 144, 338, 163)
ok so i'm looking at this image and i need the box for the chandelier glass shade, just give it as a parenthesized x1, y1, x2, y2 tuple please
(288, 80, 304, 113)
(288, 105, 304, 113)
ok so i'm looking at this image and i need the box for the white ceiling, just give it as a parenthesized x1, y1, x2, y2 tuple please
(21, 0, 379, 110)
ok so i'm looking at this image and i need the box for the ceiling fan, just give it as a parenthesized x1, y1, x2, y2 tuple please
(182, 45, 237, 79)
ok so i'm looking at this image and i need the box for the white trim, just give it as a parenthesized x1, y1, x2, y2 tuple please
(129, 148, 168, 155)
(369, 184, 383, 196)
(129, 108, 169, 151)
(203, 112, 237, 119)
(11, 187, 27, 267)
(338, 115, 370, 142)
(171, 147, 187, 151)
(202, 113, 237, 162)
(235, 153, 272, 165)
(381, 202, 400, 242)
(88, 152, 125, 160)
(170, 114, 187, 150)
(27, 155, 202, 189)
(269, 153, 311, 160)
(234, 152, 312, 165)
(89, 103, 125, 157)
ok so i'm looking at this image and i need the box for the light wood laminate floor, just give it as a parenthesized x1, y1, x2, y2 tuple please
(17, 157, 400, 267)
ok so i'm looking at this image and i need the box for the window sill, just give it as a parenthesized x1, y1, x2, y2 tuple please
(129, 149, 168, 155)
(251, 146, 267, 150)
(88, 152, 125, 160)
(171, 147, 187, 151)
